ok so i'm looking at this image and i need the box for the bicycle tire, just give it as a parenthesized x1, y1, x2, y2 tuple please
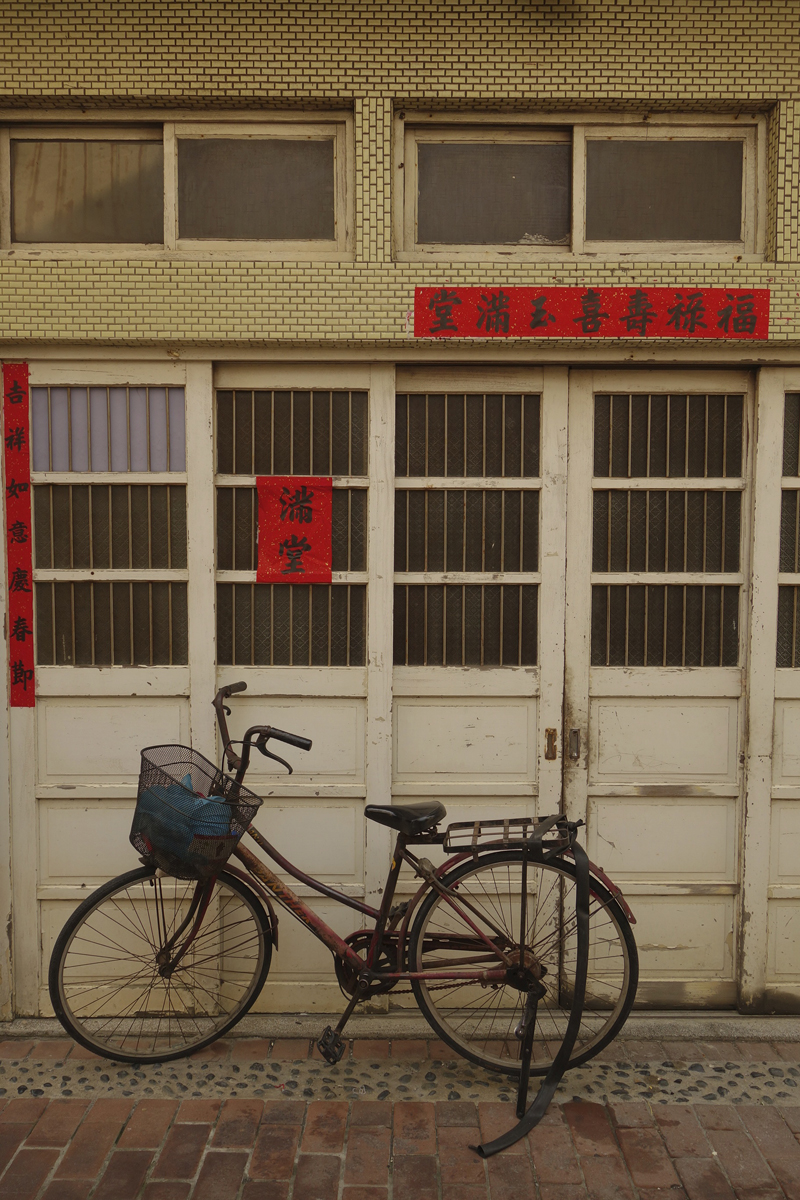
(408, 850, 638, 1078)
(49, 865, 272, 1064)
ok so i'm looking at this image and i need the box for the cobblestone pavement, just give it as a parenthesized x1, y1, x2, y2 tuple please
(2, 1038, 800, 1198)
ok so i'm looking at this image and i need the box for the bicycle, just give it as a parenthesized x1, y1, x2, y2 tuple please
(49, 681, 638, 1150)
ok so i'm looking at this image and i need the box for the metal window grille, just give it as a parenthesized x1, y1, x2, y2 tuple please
(395, 489, 538, 573)
(216, 487, 365, 572)
(395, 392, 540, 477)
(591, 393, 742, 668)
(216, 390, 368, 476)
(36, 581, 188, 666)
(593, 392, 743, 478)
(777, 395, 800, 666)
(33, 484, 186, 570)
(216, 583, 366, 666)
(393, 391, 541, 668)
(778, 587, 800, 667)
(394, 584, 538, 666)
(591, 584, 739, 667)
(30, 387, 185, 472)
(781, 394, 800, 476)
(593, 490, 740, 573)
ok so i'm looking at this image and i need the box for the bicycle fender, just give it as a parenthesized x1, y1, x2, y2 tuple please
(579, 855, 636, 925)
(224, 865, 280, 949)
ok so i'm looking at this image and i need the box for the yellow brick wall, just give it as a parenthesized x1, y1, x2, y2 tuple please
(1, 1, 799, 347)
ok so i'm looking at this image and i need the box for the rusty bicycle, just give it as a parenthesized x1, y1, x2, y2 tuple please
(49, 680, 637, 1151)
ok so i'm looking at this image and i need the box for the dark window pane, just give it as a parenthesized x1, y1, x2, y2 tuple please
(35, 581, 187, 665)
(586, 140, 743, 242)
(12, 140, 163, 243)
(591, 583, 739, 667)
(393, 584, 537, 666)
(417, 141, 570, 245)
(222, 390, 367, 477)
(178, 138, 335, 240)
(216, 583, 365, 666)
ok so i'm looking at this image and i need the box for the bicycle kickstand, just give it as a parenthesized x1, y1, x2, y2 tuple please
(514, 979, 547, 1119)
(317, 976, 370, 1065)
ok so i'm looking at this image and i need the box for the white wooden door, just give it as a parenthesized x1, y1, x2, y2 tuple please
(391, 367, 568, 838)
(565, 370, 753, 1007)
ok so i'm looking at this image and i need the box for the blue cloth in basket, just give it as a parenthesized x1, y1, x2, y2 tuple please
(137, 773, 233, 863)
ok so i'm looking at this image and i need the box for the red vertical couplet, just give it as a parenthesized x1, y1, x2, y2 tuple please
(3, 363, 35, 707)
(256, 475, 333, 584)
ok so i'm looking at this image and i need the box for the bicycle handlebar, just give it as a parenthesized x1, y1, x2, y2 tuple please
(263, 726, 313, 752)
(212, 682, 312, 777)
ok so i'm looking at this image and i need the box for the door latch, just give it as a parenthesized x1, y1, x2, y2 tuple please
(568, 729, 581, 761)
(544, 728, 558, 760)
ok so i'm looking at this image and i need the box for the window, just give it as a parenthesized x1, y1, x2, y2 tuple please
(2, 118, 351, 255)
(393, 392, 540, 666)
(398, 117, 763, 259)
(591, 392, 744, 667)
(178, 137, 335, 241)
(215, 389, 367, 666)
(31, 386, 188, 667)
(414, 133, 570, 247)
(777, 394, 800, 667)
(9, 127, 163, 245)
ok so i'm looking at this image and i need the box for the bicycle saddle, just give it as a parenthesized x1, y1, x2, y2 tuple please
(364, 801, 446, 836)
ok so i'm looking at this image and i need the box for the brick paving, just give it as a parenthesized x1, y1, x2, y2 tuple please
(0, 1039, 798, 1197)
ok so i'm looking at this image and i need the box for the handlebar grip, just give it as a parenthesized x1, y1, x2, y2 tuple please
(268, 726, 312, 752)
(224, 681, 248, 696)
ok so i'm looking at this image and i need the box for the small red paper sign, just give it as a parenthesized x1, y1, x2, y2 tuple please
(256, 476, 333, 584)
(414, 286, 770, 339)
(3, 362, 35, 707)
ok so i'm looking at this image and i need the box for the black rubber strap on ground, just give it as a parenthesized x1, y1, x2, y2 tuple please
(471, 840, 591, 1158)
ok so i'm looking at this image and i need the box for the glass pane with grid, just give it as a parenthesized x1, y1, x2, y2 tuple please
(36, 581, 188, 666)
(216, 487, 365, 572)
(591, 584, 738, 667)
(394, 584, 537, 666)
(216, 390, 368, 476)
(395, 489, 538, 573)
(593, 490, 740, 573)
(593, 393, 743, 478)
(777, 396, 800, 666)
(216, 583, 366, 666)
(778, 587, 800, 667)
(395, 393, 540, 477)
(592, 393, 742, 668)
(30, 387, 185, 472)
(34, 484, 187, 570)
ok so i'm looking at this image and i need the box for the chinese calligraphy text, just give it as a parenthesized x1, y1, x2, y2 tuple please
(256, 475, 333, 584)
(3, 362, 34, 707)
(414, 287, 769, 339)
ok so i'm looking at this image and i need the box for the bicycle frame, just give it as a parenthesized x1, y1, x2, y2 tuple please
(231, 824, 510, 987)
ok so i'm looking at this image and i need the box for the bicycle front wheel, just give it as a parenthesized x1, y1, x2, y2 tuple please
(49, 866, 272, 1063)
(408, 850, 637, 1078)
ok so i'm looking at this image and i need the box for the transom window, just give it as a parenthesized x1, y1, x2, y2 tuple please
(399, 117, 761, 260)
(31, 386, 188, 668)
(2, 120, 350, 254)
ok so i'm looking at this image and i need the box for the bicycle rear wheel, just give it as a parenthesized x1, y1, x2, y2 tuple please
(408, 850, 637, 1078)
(49, 866, 272, 1063)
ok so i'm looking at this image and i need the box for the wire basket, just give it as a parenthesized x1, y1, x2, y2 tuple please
(131, 745, 263, 880)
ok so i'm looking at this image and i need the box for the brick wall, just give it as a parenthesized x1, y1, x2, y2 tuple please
(1, 1, 798, 347)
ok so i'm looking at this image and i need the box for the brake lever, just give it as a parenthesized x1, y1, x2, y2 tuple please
(256, 733, 293, 775)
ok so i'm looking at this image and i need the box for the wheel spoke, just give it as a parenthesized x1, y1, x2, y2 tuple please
(52, 869, 269, 1063)
(410, 851, 637, 1078)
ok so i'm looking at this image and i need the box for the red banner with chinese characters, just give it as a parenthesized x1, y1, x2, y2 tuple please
(256, 476, 333, 584)
(3, 363, 35, 707)
(414, 286, 770, 339)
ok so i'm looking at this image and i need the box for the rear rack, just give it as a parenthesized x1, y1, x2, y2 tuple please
(443, 816, 573, 855)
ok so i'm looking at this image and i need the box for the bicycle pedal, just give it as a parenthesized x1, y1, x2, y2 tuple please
(317, 1025, 346, 1064)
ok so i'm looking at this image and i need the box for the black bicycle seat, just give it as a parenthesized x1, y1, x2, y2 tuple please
(364, 801, 446, 836)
